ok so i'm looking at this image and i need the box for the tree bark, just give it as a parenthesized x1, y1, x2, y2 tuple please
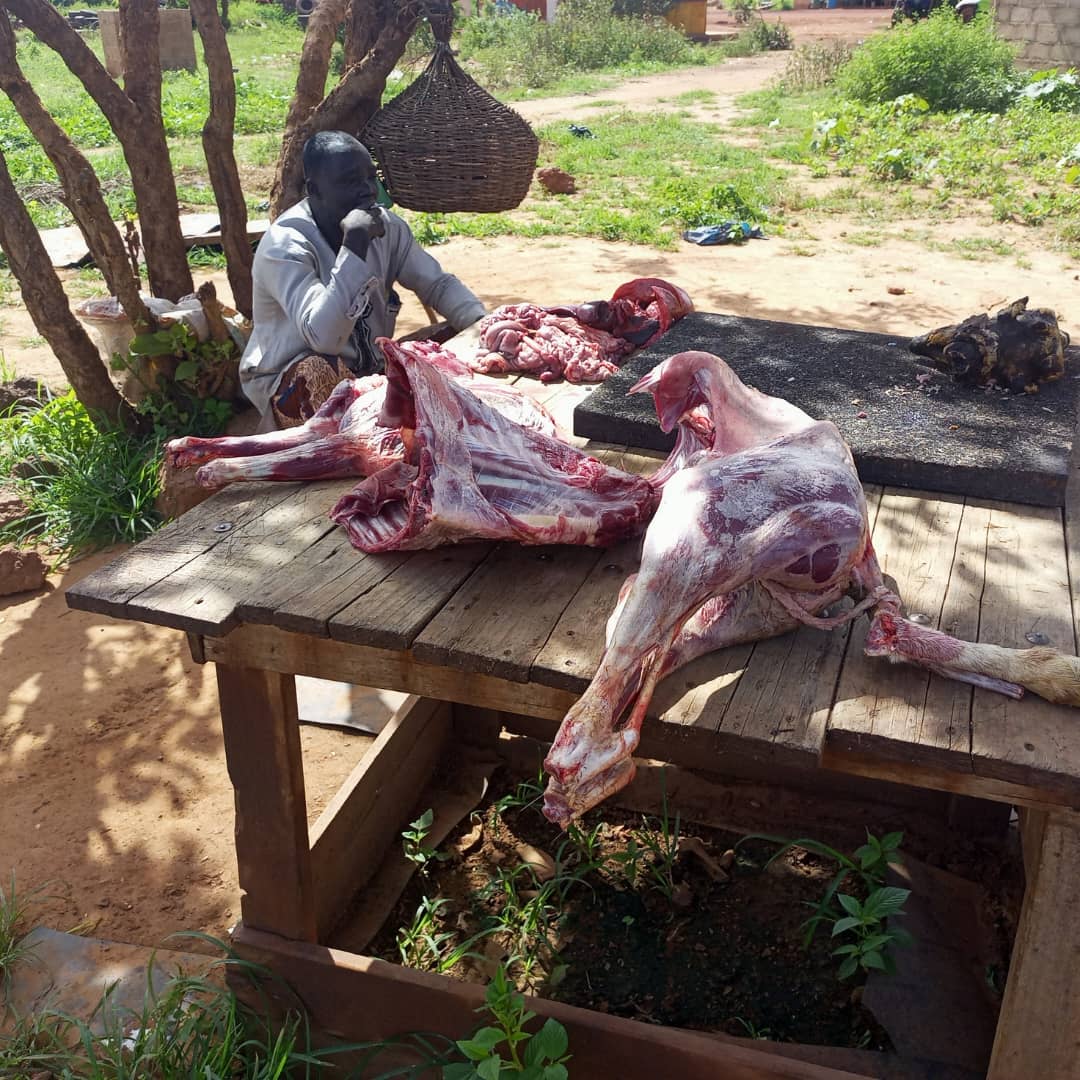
(270, 0, 420, 216)
(0, 149, 136, 431)
(269, 0, 349, 218)
(5, 0, 193, 301)
(190, 0, 253, 317)
(0, 6, 152, 332)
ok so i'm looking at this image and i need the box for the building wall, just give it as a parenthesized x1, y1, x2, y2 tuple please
(995, 0, 1080, 67)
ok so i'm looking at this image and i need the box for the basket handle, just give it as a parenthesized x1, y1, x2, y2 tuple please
(423, 0, 454, 44)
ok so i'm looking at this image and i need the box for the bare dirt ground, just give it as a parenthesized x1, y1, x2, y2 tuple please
(3, 9, 1077, 952)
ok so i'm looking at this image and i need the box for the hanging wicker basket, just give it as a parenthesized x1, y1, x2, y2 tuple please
(361, 41, 539, 214)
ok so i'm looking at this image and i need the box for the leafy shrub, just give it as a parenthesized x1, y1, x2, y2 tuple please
(780, 40, 852, 91)
(458, 0, 703, 90)
(0, 393, 162, 557)
(746, 16, 792, 51)
(726, 0, 755, 24)
(836, 7, 1017, 112)
(1016, 68, 1080, 112)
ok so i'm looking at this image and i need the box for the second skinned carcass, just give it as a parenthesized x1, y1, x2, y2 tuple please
(542, 351, 1080, 825)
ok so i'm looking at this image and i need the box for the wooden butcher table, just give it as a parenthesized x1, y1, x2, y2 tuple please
(66, 382, 1080, 1079)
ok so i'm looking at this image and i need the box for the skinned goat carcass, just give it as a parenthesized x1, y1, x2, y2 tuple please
(909, 297, 1069, 394)
(165, 340, 558, 489)
(542, 351, 1080, 826)
(329, 338, 660, 552)
(471, 278, 694, 384)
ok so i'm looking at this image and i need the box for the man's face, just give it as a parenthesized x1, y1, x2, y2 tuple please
(307, 145, 380, 226)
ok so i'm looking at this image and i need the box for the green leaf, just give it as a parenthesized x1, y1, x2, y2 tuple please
(861, 933, 893, 951)
(861, 949, 887, 971)
(412, 808, 435, 831)
(837, 893, 861, 917)
(838, 955, 859, 980)
(863, 886, 910, 919)
(832, 944, 860, 957)
(881, 831, 904, 851)
(130, 329, 179, 355)
(470, 1028, 505, 1051)
(543, 1066, 569, 1080)
(831, 917, 861, 937)
(527, 1019, 568, 1065)
(476, 1056, 502, 1080)
(174, 358, 199, 382)
(457, 1039, 495, 1062)
(442, 1065, 478, 1080)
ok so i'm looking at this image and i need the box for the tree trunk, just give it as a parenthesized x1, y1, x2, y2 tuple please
(118, 0, 194, 301)
(270, 0, 349, 218)
(0, 150, 136, 431)
(190, 0, 253, 317)
(270, 3, 418, 215)
(0, 7, 152, 332)
(5, 0, 194, 302)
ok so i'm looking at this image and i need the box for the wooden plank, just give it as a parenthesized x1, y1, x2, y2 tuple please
(828, 489, 970, 771)
(237, 528, 412, 636)
(820, 745, 1080, 813)
(970, 502, 1080, 795)
(918, 500, 990, 758)
(123, 482, 343, 636)
(716, 488, 887, 768)
(65, 482, 303, 622)
(530, 538, 641, 692)
(1066, 432, 1080, 654)
(231, 928, 872, 1080)
(216, 663, 316, 942)
(989, 809, 1080, 1080)
(412, 542, 603, 681)
(309, 696, 451, 941)
(329, 542, 494, 650)
(203, 624, 580, 721)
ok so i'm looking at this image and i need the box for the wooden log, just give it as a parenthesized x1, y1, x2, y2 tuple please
(230, 926, 872, 1080)
(989, 809, 1080, 1079)
(216, 663, 316, 942)
(308, 696, 451, 941)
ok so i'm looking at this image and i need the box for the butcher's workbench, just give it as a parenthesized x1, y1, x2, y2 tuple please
(66, 378, 1080, 1079)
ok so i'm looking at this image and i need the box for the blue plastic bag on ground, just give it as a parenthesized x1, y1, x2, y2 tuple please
(682, 222, 765, 246)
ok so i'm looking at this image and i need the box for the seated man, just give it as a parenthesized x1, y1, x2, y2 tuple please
(240, 130, 486, 428)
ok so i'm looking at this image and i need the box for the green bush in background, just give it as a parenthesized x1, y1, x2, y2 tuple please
(836, 7, 1017, 112)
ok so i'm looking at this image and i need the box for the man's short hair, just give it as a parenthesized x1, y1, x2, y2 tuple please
(302, 130, 366, 179)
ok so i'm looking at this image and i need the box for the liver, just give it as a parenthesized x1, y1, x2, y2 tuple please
(66, 373, 1080, 1078)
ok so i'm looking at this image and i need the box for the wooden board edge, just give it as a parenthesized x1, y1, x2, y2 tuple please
(309, 696, 452, 941)
(230, 926, 874, 1080)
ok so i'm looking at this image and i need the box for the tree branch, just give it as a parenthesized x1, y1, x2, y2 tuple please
(0, 6, 152, 332)
(4, 0, 136, 127)
(0, 148, 136, 431)
(270, 0, 349, 217)
(190, 0, 253, 317)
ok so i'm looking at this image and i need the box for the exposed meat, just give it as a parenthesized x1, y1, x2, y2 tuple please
(471, 304, 633, 384)
(542, 351, 1080, 825)
(471, 278, 694, 384)
(549, 277, 695, 348)
(330, 338, 660, 552)
(909, 296, 1069, 394)
(165, 340, 558, 489)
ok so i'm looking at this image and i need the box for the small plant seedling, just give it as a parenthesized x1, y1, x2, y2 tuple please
(403, 808, 451, 874)
(830, 886, 912, 980)
(444, 965, 571, 1079)
(734, 1016, 773, 1040)
(740, 830, 905, 947)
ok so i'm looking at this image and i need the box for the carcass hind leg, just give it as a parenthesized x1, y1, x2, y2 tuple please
(166, 380, 365, 469)
(195, 433, 377, 489)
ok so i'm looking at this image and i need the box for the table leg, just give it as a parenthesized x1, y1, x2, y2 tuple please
(216, 662, 316, 943)
(989, 808, 1080, 1079)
